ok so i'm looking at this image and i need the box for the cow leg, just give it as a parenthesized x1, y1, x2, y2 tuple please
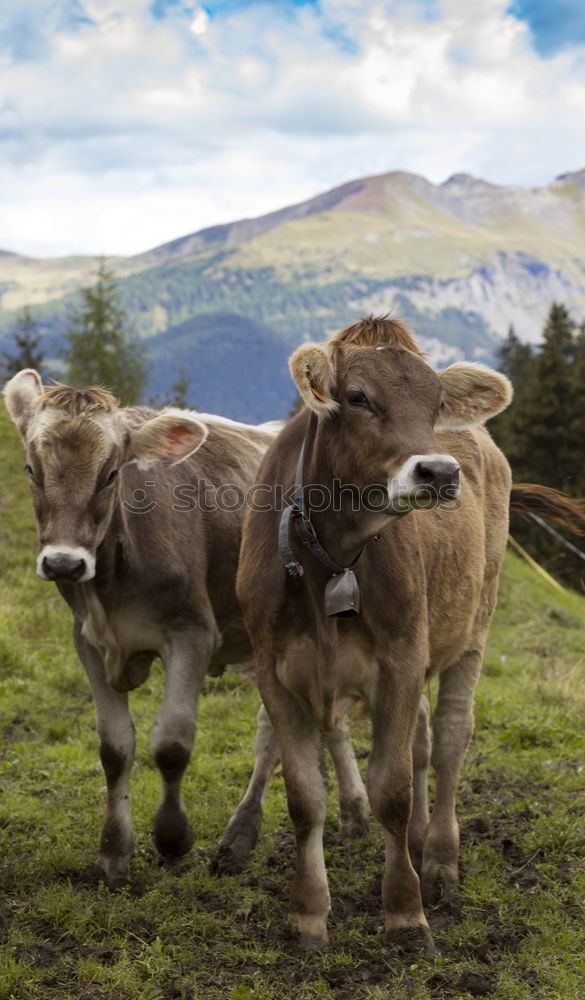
(408, 695, 431, 873)
(421, 649, 483, 905)
(367, 666, 434, 954)
(259, 672, 330, 947)
(214, 707, 368, 874)
(151, 628, 212, 859)
(213, 702, 280, 872)
(74, 623, 135, 887)
(325, 717, 370, 836)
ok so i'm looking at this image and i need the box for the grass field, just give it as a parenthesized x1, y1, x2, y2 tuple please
(1, 406, 584, 1000)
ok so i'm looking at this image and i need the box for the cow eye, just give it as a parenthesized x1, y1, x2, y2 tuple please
(346, 388, 370, 408)
(24, 463, 39, 486)
(102, 468, 118, 488)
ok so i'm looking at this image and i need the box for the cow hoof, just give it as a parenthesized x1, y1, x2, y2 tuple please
(287, 914, 329, 948)
(153, 808, 194, 859)
(300, 937, 328, 952)
(421, 864, 459, 908)
(385, 926, 436, 959)
(105, 873, 131, 890)
(211, 803, 263, 874)
(210, 845, 239, 875)
(210, 837, 254, 875)
(340, 812, 370, 839)
(96, 859, 131, 890)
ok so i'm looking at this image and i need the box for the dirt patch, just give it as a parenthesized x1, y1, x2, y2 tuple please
(460, 770, 553, 894)
(14, 937, 118, 968)
(14, 941, 61, 968)
(428, 968, 497, 998)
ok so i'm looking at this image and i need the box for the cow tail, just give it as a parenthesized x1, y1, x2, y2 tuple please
(510, 483, 585, 536)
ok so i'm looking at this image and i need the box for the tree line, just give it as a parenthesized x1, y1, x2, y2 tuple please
(490, 303, 585, 590)
(1, 259, 189, 408)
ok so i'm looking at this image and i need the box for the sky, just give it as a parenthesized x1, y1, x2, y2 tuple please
(1, 0, 585, 258)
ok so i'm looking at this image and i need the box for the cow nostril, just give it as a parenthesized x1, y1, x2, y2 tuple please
(415, 462, 436, 484)
(414, 460, 460, 490)
(71, 559, 86, 581)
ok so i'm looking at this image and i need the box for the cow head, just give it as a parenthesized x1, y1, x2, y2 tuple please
(4, 370, 207, 582)
(290, 318, 512, 516)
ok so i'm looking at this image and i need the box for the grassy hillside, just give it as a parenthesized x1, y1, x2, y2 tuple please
(1, 404, 584, 999)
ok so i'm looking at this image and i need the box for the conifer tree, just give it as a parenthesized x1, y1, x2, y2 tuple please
(1, 307, 44, 378)
(169, 367, 191, 408)
(567, 321, 585, 497)
(489, 325, 533, 461)
(498, 305, 585, 588)
(520, 303, 575, 490)
(65, 259, 146, 404)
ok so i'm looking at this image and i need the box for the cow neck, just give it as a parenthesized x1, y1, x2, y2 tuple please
(80, 580, 123, 687)
(78, 501, 130, 690)
(279, 412, 383, 618)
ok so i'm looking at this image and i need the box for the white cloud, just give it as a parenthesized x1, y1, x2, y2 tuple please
(190, 7, 209, 36)
(0, 0, 584, 256)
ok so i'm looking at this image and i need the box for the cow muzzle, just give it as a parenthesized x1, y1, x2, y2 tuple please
(388, 453, 461, 512)
(37, 545, 96, 582)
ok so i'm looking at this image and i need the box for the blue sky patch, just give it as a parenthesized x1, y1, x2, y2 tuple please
(202, 0, 318, 13)
(416, 0, 441, 23)
(150, 0, 196, 20)
(0, 1, 94, 64)
(150, 0, 319, 21)
(508, 0, 585, 56)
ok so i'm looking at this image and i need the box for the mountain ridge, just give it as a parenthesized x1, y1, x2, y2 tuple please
(1, 167, 584, 421)
(140, 166, 585, 265)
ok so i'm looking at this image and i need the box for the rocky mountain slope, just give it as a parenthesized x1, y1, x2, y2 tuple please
(1, 168, 584, 420)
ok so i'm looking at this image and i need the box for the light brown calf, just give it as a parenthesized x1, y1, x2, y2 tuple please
(4, 371, 284, 885)
(223, 316, 571, 954)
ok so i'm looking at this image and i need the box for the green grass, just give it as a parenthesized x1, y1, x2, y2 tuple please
(1, 406, 585, 999)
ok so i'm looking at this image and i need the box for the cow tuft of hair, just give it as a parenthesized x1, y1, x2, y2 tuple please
(38, 384, 119, 416)
(328, 314, 424, 357)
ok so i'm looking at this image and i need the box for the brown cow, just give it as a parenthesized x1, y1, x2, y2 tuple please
(222, 316, 578, 954)
(3, 370, 287, 885)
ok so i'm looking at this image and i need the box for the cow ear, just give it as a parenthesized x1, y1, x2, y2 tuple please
(437, 363, 513, 428)
(289, 344, 338, 415)
(3, 369, 44, 440)
(126, 411, 208, 469)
